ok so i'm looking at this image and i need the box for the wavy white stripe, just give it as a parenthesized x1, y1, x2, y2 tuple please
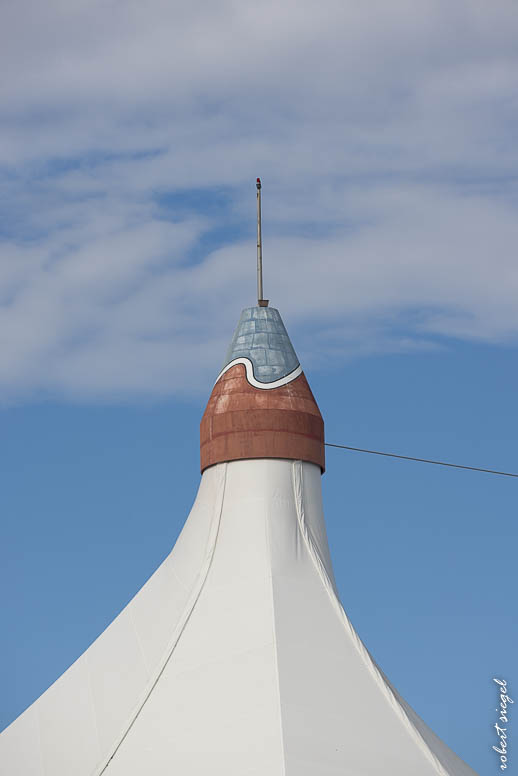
(214, 358, 302, 390)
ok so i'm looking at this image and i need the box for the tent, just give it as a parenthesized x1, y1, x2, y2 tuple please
(0, 304, 478, 776)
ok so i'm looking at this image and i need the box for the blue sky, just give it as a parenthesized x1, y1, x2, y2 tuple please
(1, 1, 518, 772)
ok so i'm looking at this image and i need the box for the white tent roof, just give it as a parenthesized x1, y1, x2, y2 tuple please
(0, 460, 477, 775)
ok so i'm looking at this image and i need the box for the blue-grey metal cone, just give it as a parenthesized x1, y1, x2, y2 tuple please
(222, 306, 300, 383)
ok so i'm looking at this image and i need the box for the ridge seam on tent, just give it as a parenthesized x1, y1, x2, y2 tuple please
(93, 464, 228, 776)
(265, 497, 288, 776)
(290, 461, 449, 776)
(84, 652, 104, 772)
(128, 607, 152, 679)
(35, 698, 45, 776)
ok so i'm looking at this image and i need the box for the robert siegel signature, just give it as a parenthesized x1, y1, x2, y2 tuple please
(492, 678, 514, 771)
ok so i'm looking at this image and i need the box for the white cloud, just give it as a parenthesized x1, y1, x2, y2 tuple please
(1, 0, 517, 401)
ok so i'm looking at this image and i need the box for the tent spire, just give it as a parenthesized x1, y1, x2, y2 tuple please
(256, 178, 268, 307)
(0, 189, 478, 776)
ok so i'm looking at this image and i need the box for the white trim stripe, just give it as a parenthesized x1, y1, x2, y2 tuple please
(214, 358, 302, 390)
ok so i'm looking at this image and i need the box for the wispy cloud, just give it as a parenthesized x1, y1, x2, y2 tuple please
(1, 0, 517, 401)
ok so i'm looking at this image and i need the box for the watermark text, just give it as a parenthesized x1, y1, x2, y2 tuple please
(492, 678, 513, 771)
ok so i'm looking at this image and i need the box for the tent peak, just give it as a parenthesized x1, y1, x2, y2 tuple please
(200, 305, 325, 472)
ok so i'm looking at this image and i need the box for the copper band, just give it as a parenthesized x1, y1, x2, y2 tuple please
(200, 364, 325, 472)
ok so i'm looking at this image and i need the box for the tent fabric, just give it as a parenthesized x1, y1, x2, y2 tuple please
(0, 459, 477, 775)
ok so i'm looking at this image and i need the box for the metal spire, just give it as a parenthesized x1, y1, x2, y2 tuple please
(256, 178, 268, 307)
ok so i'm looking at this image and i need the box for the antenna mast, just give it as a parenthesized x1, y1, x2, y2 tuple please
(256, 178, 268, 307)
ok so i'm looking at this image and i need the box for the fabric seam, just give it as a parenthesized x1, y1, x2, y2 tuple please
(290, 461, 450, 776)
(93, 463, 228, 775)
(265, 498, 288, 776)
